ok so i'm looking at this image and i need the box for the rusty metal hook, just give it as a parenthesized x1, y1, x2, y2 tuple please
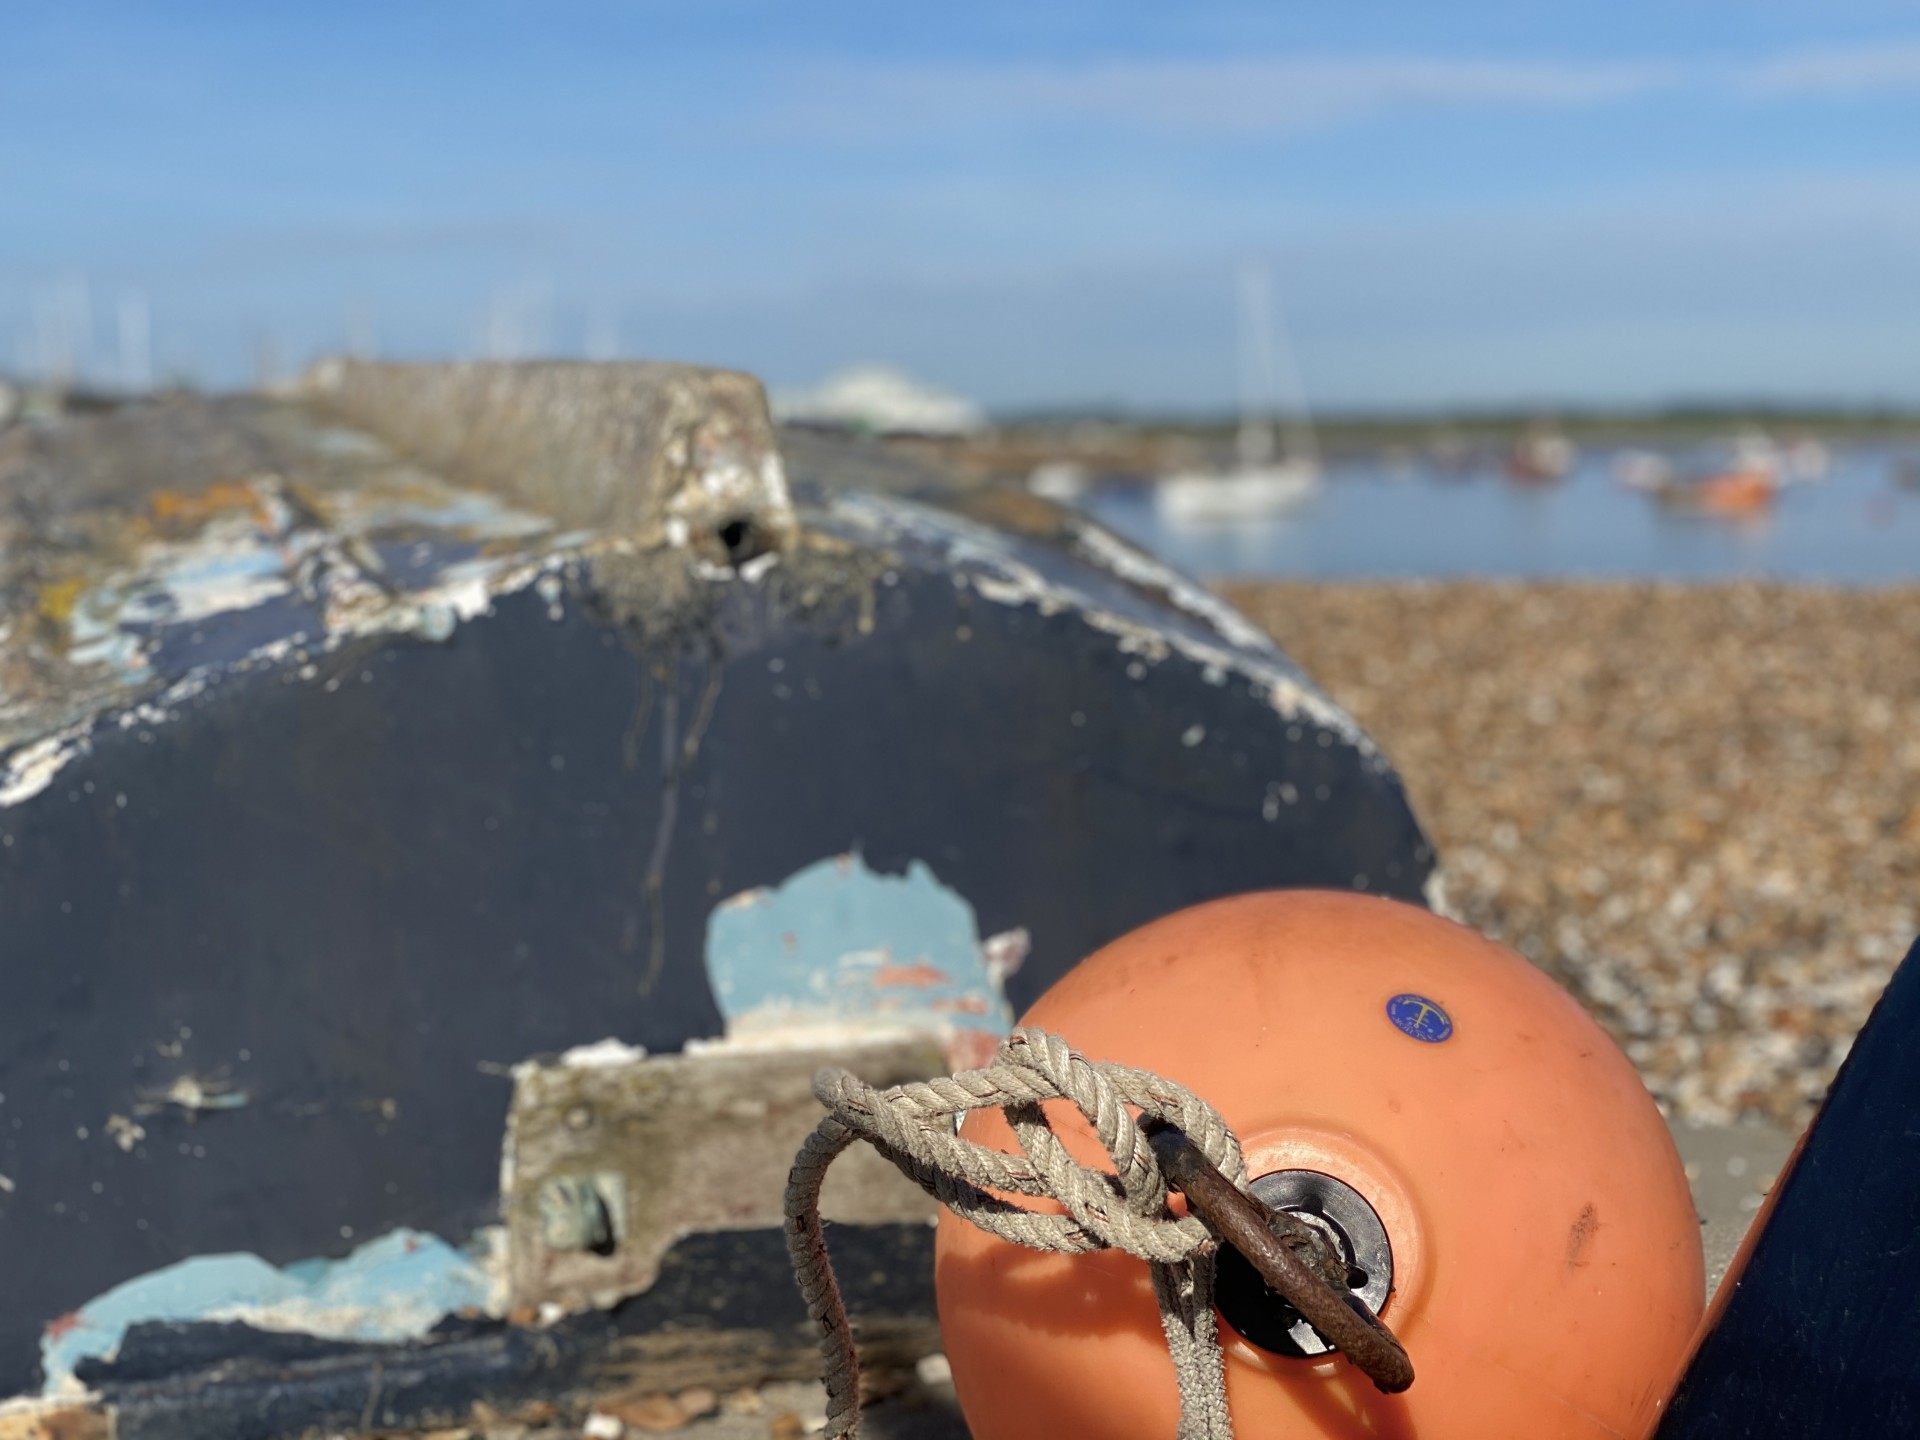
(1144, 1120, 1415, 1395)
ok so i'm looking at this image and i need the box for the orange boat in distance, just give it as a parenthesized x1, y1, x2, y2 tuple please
(1646, 432, 1785, 517)
(1693, 466, 1777, 516)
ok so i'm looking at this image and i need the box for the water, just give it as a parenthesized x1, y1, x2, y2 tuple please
(1082, 446, 1920, 584)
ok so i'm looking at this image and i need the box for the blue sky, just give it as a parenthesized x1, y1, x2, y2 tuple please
(5, 2, 1920, 410)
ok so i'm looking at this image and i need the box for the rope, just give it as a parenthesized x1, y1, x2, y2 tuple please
(783, 1027, 1246, 1440)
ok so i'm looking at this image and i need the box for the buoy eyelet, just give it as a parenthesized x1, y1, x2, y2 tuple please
(1215, 1169, 1394, 1359)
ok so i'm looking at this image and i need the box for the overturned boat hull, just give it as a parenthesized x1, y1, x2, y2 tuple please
(0, 365, 1436, 1436)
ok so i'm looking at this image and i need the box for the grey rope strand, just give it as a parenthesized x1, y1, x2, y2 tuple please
(783, 1027, 1244, 1440)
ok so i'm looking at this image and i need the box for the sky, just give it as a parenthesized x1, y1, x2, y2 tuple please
(5, 1, 1920, 412)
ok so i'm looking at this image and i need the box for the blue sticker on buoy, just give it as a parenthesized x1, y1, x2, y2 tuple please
(1386, 993, 1453, 1043)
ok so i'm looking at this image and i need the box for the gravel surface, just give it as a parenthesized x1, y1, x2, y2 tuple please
(361, 1375, 969, 1440)
(1225, 579, 1920, 1127)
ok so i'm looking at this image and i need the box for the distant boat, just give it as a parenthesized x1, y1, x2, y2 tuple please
(1425, 431, 1481, 478)
(1155, 264, 1320, 525)
(1691, 469, 1777, 516)
(1646, 433, 1786, 517)
(1778, 432, 1831, 484)
(773, 365, 986, 437)
(1028, 460, 1090, 504)
(1155, 452, 1318, 524)
(1613, 449, 1674, 492)
(1506, 426, 1576, 484)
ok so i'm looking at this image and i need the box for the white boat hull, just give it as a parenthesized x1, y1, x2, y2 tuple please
(1154, 462, 1319, 523)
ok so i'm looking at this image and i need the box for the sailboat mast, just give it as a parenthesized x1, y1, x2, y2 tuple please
(1237, 264, 1277, 466)
(1238, 260, 1319, 470)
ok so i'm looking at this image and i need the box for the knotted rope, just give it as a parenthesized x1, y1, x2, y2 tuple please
(784, 1027, 1246, 1439)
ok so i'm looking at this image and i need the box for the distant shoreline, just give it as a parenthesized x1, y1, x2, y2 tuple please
(994, 405, 1920, 444)
(868, 410, 1920, 486)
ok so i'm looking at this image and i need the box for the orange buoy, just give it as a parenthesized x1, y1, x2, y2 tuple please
(935, 891, 1703, 1439)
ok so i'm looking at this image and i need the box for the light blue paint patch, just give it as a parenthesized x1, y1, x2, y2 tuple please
(706, 855, 1014, 1041)
(41, 1228, 491, 1393)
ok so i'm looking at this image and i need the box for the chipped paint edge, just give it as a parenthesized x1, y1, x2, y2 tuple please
(0, 726, 92, 809)
(0, 550, 562, 810)
(37, 1228, 500, 1396)
(825, 491, 1378, 753)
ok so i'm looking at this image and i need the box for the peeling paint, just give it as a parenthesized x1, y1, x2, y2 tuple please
(132, 1073, 247, 1118)
(737, 551, 779, 583)
(1064, 518, 1276, 656)
(665, 447, 793, 542)
(318, 484, 555, 542)
(705, 854, 1016, 1066)
(820, 491, 1374, 753)
(0, 464, 567, 807)
(102, 1117, 143, 1153)
(552, 1038, 649, 1072)
(0, 728, 91, 808)
(40, 1229, 492, 1395)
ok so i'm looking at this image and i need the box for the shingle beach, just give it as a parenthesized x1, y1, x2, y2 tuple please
(1227, 580, 1920, 1126)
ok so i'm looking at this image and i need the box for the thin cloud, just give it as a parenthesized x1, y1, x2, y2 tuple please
(781, 54, 1681, 141)
(1736, 43, 1920, 98)
(771, 42, 1920, 144)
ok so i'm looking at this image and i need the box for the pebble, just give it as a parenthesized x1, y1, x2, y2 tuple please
(1229, 580, 1920, 1126)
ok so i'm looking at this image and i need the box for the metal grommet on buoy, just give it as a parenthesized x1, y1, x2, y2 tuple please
(1215, 1169, 1392, 1358)
(935, 890, 1705, 1440)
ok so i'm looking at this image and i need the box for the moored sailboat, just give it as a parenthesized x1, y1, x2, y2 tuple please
(1155, 264, 1320, 525)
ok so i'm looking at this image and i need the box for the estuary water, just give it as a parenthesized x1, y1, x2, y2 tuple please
(1082, 445, 1920, 583)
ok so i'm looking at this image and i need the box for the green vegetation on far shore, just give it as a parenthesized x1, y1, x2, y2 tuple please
(993, 402, 1920, 451)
